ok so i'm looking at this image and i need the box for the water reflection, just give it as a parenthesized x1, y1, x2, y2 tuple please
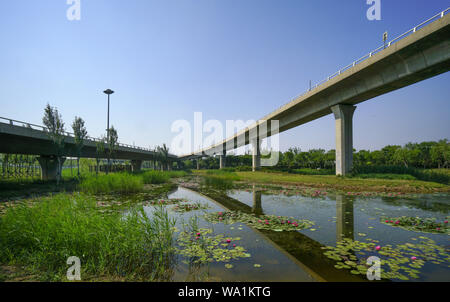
(252, 184, 264, 215)
(196, 186, 365, 281)
(336, 194, 354, 241)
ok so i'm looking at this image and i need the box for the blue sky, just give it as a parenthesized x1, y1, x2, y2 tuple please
(0, 0, 449, 154)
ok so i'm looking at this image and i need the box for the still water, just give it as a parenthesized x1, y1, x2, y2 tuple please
(142, 186, 449, 282)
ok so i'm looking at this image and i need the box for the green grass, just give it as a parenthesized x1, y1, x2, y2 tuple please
(79, 173, 144, 194)
(141, 170, 171, 184)
(204, 170, 241, 180)
(229, 171, 449, 193)
(350, 173, 417, 180)
(0, 193, 176, 281)
(352, 166, 450, 185)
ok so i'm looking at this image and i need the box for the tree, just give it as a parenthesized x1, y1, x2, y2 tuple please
(157, 144, 170, 171)
(95, 136, 106, 175)
(42, 103, 65, 185)
(106, 126, 118, 174)
(71, 117, 87, 177)
(431, 139, 449, 169)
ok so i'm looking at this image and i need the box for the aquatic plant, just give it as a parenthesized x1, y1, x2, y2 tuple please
(145, 198, 188, 206)
(202, 176, 234, 190)
(381, 216, 449, 234)
(176, 217, 250, 265)
(0, 193, 176, 281)
(203, 211, 315, 232)
(322, 236, 450, 281)
(141, 170, 171, 184)
(79, 173, 143, 194)
(172, 202, 210, 213)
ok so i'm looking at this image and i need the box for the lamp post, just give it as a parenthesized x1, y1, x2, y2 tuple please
(103, 89, 114, 173)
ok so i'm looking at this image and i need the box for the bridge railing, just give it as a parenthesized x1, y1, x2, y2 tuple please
(277, 7, 450, 112)
(0, 116, 156, 153)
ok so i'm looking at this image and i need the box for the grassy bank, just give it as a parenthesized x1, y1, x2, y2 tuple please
(193, 170, 449, 193)
(0, 193, 176, 281)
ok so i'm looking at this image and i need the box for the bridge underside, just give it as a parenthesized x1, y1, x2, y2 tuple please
(184, 14, 450, 175)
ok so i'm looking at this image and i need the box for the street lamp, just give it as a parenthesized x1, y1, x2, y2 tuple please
(103, 89, 114, 173)
(103, 89, 114, 139)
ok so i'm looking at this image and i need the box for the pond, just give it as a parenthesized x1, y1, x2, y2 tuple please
(141, 185, 450, 282)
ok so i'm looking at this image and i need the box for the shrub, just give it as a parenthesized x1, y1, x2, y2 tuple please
(0, 194, 176, 281)
(79, 173, 143, 194)
(141, 171, 170, 184)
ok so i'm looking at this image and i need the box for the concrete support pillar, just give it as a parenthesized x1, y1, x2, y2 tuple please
(336, 194, 354, 242)
(331, 104, 356, 176)
(131, 160, 142, 172)
(251, 139, 261, 172)
(252, 184, 263, 215)
(196, 159, 200, 170)
(37, 156, 66, 181)
(219, 154, 226, 169)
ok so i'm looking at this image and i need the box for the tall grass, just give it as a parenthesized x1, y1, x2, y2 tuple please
(352, 165, 450, 185)
(79, 173, 143, 194)
(141, 170, 171, 184)
(0, 194, 176, 281)
(202, 176, 235, 190)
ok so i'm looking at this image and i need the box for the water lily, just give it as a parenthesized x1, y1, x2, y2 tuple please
(375, 246, 381, 251)
(411, 256, 417, 260)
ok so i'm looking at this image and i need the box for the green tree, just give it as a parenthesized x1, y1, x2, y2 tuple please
(106, 126, 118, 174)
(71, 116, 88, 177)
(95, 136, 106, 175)
(42, 103, 65, 185)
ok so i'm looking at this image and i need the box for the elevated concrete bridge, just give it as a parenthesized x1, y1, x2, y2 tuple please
(0, 117, 177, 179)
(180, 9, 450, 175)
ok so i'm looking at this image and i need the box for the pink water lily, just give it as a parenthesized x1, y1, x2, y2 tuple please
(375, 246, 381, 251)
(226, 239, 231, 243)
(411, 256, 417, 260)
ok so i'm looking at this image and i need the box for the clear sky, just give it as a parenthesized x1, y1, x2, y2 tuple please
(1, 0, 449, 154)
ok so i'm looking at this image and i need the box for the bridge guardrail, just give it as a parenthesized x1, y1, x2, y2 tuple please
(0, 116, 156, 153)
(277, 7, 450, 111)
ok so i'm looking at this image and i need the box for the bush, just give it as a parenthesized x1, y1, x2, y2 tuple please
(79, 173, 143, 194)
(0, 194, 176, 281)
(352, 165, 449, 185)
(141, 171, 171, 184)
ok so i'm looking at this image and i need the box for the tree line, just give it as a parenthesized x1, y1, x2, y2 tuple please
(183, 139, 449, 170)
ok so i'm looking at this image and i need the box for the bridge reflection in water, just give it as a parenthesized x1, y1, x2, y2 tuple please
(191, 186, 366, 282)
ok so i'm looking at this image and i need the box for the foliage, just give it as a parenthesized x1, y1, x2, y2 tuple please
(202, 176, 235, 190)
(322, 236, 450, 281)
(71, 116, 88, 177)
(0, 194, 176, 281)
(79, 173, 143, 194)
(156, 144, 170, 171)
(176, 217, 250, 265)
(203, 211, 315, 232)
(106, 126, 118, 174)
(141, 170, 171, 184)
(42, 103, 65, 184)
(190, 140, 450, 174)
(381, 216, 449, 234)
(172, 202, 210, 213)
